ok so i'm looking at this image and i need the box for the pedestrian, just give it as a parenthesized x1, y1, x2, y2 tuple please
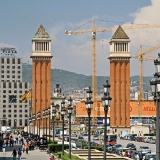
(18, 148, 22, 160)
(2, 143, 6, 153)
(22, 144, 25, 153)
(25, 143, 29, 154)
(11, 149, 17, 160)
(50, 155, 55, 160)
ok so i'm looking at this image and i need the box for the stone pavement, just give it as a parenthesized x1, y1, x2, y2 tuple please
(0, 144, 51, 160)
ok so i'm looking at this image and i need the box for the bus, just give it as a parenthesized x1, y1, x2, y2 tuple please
(100, 134, 117, 145)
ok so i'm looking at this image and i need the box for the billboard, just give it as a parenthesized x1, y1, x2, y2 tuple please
(76, 100, 156, 117)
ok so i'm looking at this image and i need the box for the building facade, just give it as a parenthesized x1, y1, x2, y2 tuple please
(30, 25, 52, 128)
(0, 53, 29, 127)
(108, 26, 131, 130)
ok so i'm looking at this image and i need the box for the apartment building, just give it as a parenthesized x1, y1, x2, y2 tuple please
(0, 49, 30, 128)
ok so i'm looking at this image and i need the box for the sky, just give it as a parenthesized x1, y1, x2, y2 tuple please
(0, 0, 160, 76)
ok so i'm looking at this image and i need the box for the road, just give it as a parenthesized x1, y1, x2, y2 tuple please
(83, 135, 156, 153)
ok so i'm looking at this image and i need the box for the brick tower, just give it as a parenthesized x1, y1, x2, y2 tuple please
(30, 25, 52, 132)
(108, 26, 130, 133)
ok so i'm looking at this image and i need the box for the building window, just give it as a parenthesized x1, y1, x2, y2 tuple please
(3, 110, 6, 113)
(8, 115, 11, 118)
(7, 58, 10, 64)
(3, 105, 6, 108)
(3, 100, 6, 103)
(8, 105, 11, 108)
(1, 65, 4, 68)
(12, 59, 15, 64)
(3, 90, 6, 93)
(19, 114, 22, 117)
(3, 95, 6, 98)
(12, 71, 15, 73)
(25, 110, 28, 113)
(8, 110, 11, 113)
(3, 115, 6, 118)
(18, 66, 20, 69)
(7, 70, 10, 73)
(14, 115, 17, 118)
(14, 110, 17, 113)
(9, 90, 11, 93)
(1, 70, 4, 73)
(25, 114, 28, 117)
(19, 90, 22, 93)
(12, 75, 15, 78)
(19, 105, 22, 108)
(18, 59, 21, 64)
(14, 105, 17, 108)
(12, 66, 15, 69)
(19, 110, 22, 113)
(1, 58, 4, 63)
(14, 90, 17, 93)
(1, 75, 4, 78)
(18, 71, 20, 74)
(18, 76, 20, 79)
(7, 66, 10, 69)
(7, 75, 10, 78)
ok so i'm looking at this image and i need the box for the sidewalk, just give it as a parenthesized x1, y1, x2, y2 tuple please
(0, 144, 51, 160)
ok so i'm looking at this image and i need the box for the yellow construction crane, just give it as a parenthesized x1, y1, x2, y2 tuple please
(65, 20, 160, 124)
(133, 45, 160, 121)
(133, 45, 160, 100)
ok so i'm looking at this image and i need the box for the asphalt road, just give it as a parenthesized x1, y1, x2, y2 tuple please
(83, 135, 156, 153)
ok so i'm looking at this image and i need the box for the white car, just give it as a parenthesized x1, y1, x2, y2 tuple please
(139, 146, 151, 153)
(93, 135, 99, 140)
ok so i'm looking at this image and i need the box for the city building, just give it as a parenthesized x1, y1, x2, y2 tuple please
(0, 48, 30, 127)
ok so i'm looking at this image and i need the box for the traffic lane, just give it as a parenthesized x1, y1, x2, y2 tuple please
(117, 138, 156, 153)
(83, 136, 156, 153)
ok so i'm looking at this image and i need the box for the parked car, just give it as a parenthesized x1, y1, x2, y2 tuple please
(144, 153, 156, 160)
(126, 143, 136, 150)
(130, 151, 141, 159)
(129, 135, 136, 141)
(150, 139, 156, 144)
(93, 135, 99, 140)
(124, 149, 135, 158)
(139, 146, 151, 153)
(112, 144, 122, 153)
(144, 137, 153, 143)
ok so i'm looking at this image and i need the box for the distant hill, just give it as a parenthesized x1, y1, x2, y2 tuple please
(22, 64, 153, 96)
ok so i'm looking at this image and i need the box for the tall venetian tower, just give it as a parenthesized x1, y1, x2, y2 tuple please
(108, 26, 131, 133)
(30, 25, 52, 130)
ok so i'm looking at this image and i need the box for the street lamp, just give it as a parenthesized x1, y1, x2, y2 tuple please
(68, 97, 73, 160)
(102, 80, 112, 160)
(32, 114, 36, 134)
(47, 106, 51, 142)
(85, 87, 93, 160)
(150, 53, 160, 160)
(28, 117, 32, 133)
(37, 111, 41, 136)
(45, 109, 49, 137)
(61, 99, 66, 158)
(42, 109, 46, 136)
(52, 103, 56, 144)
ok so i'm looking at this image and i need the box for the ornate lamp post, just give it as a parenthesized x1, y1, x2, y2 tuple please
(61, 99, 66, 158)
(85, 87, 93, 160)
(36, 111, 41, 135)
(150, 53, 160, 159)
(68, 97, 73, 160)
(47, 106, 51, 142)
(102, 80, 112, 160)
(45, 108, 49, 137)
(32, 114, 36, 134)
(52, 103, 56, 144)
(42, 109, 46, 136)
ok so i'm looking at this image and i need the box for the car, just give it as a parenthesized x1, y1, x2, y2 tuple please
(93, 135, 99, 140)
(124, 149, 135, 158)
(150, 139, 156, 144)
(78, 136, 84, 140)
(83, 133, 88, 136)
(130, 150, 140, 159)
(139, 146, 151, 153)
(112, 144, 122, 153)
(144, 153, 156, 160)
(126, 143, 136, 150)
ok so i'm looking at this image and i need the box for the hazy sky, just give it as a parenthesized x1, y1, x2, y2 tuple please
(0, 0, 160, 76)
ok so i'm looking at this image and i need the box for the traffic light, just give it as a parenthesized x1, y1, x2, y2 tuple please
(9, 95, 17, 103)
